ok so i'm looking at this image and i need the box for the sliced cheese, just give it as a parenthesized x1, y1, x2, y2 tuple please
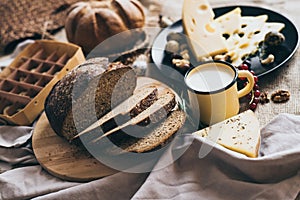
(193, 110, 261, 158)
(215, 7, 242, 35)
(223, 14, 285, 66)
(182, 0, 228, 60)
(182, 0, 285, 66)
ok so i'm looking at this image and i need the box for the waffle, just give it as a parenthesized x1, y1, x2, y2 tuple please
(0, 40, 85, 125)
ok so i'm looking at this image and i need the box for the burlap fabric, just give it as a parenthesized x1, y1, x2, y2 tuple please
(0, 0, 86, 54)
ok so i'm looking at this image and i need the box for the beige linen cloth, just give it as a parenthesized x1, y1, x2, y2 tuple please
(0, 113, 299, 200)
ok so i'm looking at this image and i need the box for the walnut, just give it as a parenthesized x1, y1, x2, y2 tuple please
(264, 31, 285, 46)
(271, 90, 290, 103)
(259, 91, 270, 104)
(165, 40, 179, 54)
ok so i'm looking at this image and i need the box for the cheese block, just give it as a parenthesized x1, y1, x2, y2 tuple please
(182, 0, 228, 60)
(193, 110, 261, 158)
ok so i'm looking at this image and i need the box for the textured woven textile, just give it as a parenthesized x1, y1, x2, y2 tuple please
(0, 0, 85, 53)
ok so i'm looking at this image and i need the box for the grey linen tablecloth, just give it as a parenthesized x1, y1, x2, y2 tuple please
(0, 0, 299, 199)
(0, 113, 299, 200)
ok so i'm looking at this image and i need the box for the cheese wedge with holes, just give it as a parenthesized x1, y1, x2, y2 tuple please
(215, 7, 242, 35)
(182, 1, 285, 65)
(193, 110, 261, 158)
(182, 0, 228, 59)
(217, 12, 285, 65)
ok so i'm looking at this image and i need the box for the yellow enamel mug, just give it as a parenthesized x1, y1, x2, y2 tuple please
(184, 61, 255, 125)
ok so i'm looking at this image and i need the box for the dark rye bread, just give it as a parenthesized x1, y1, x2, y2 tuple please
(44, 57, 137, 141)
(122, 110, 186, 153)
(93, 91, 176, 143)
(72, 85, 158, 140)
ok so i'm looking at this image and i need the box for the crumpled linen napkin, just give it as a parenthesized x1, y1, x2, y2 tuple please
(0, 126, 33, 148)
(0, 113, 299, 200)
(131, 113, 300, 199)
(260, 113, 300, 156)
(0, 126, 36, 174)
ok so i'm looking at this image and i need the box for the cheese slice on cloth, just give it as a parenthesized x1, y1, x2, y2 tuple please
(193, 110, 261, 158)
(182, 0, 228, 60)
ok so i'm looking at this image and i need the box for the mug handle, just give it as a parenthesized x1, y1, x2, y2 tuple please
(237, 70, 255, 98)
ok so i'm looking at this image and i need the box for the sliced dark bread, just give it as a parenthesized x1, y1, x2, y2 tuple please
(123, 110, 186, 153)
(92, 91, 176, 143)
(72, 85, 158, 140)
(45, 57, 137, 142)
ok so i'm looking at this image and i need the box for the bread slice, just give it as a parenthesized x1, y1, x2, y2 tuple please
(92, 91, 176, 143)
(123, 110, 186, 153)
(72, 85, 158, 140)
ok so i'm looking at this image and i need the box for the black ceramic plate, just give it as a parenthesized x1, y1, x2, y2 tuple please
(151, 6, 299, 80)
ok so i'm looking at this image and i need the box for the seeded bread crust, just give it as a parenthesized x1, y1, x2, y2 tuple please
(123, 110, 186, 153)
(45, 57, 137, 141)
(45, 57, 108, 135)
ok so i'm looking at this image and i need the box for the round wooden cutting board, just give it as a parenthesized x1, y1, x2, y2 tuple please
(32, 77, 180, 182)
(32, 112, 118, 182)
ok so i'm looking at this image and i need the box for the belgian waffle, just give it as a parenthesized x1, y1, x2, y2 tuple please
(0, 40, 85, 125)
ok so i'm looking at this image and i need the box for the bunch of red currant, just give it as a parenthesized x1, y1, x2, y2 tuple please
(238, 60, 260, 111)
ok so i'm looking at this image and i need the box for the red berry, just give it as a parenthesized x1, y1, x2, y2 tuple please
(249, 102, 257, 111)
(254, 84, 259, 90)
(254, 76, 258, 83)
(254, 90, 260, 97)
(243, 60, 252, 67)
(239, 63, 249, 70)
(252, 97, 260, 104)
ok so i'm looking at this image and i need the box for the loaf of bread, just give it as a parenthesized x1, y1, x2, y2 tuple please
(65, 0, 145, 54)
(45, 59, 187, 154)
(44, 57, 137, 141)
